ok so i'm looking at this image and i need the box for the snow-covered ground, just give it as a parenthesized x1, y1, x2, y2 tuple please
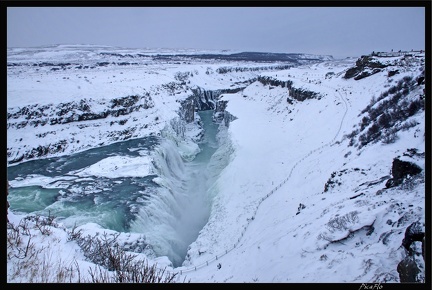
(180, 57, 426, 282)
(7, 46, 426, 283)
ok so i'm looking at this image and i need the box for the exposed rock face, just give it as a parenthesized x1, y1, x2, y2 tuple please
(7, 95, 154, 129)
(387, 70, 399, 77)
(396, 221, 425, 283)
(179, 97, 195, 123)
(190, 88, 220, 111)
(179, 87, 243, 124)
(288, 86, 321, 102)
(7, 94, 154, 164)
(344, 55, 388, 80)
(214, 99, 237, 126)
(391, 159, 422, 181)
(257, 76, 291, 88)
(214, 99, 228, 123)
(11, 140, 69, 164)
(190, 87, 243, 111)
(8, 85, 245, 164)
(256, 75, 321, 103)
(422, 236, 425, 261)
(385, 158, 422, 188)
(397, 256, 422, 283)
(402, 221, 424, 252)
(416, 76, 425, 85)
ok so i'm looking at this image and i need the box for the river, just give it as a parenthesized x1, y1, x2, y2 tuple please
(7, 110, 223, 267)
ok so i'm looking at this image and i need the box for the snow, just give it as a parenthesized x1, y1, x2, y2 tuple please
(8, 174, 76, 189)
(7, 45, 426, 283)
(70, 155, 153, 178)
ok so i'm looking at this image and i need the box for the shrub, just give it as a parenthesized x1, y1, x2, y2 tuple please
(360, 116, 370, 131)
(326, 211, 359, 233)
(388, 85, 398, 94)
(7, 215, 186, 283)
(378, 113, 392, 128)
(382, 131, 399, 144)
(174, 71, 190, 83)
(88, 260, 183, 283)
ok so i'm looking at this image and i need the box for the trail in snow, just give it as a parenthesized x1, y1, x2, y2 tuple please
(165, 78, 350, 275)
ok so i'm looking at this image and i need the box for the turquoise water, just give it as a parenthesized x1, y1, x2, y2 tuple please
(8, 110, 223, 267)
(8, 134, 160, 232)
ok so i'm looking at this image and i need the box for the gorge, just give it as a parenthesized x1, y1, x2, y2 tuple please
(7, 46, 426, 283)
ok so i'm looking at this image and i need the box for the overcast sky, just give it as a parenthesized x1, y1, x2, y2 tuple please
(7, 6, 426, 59)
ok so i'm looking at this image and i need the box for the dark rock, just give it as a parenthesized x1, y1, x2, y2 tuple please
(184, 87, 242, 126)
(392, 159, 422, 180)
(385, 178, 398, 188)
(190, 87, 243, 112)
(396, 222, 425, 283)
(214, 99, 228, 123)
(402, 221, 424, 252)
(397, 255, 421, 282)
(257, 76, 291, 88)
(366, 225, 374, 236)
(416, 76, 424, 85)
(179, 97, 195, 123)
(403, 148, 422, 158)
(214, 99, 237, 126)
(288, 87, 320, 101)
(110, 95, 140, 108)
(296, 203, 306, 215)
(388, 70, 399, 77)
(385, 158, 422, 188)
(344, 55, 388, 79)
(422, 236, 425, 261)
(256, 76, 321, 102)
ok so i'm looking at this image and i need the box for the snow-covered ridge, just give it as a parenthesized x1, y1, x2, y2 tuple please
(7, 44, 332, 64)
(7, 46, 329, 165)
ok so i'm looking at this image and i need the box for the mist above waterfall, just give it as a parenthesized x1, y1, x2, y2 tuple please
(129, 110, 230, 267)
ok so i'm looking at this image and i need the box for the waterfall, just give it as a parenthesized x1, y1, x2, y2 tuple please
(129, 110, 229, 268)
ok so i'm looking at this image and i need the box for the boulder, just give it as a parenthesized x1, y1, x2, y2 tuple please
(385, 158, 422, 188)
(397, 255, 421, 282)
(402, 221, 425, 252)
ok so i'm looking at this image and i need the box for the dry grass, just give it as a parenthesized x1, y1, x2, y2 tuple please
(7, 214, 187, 283)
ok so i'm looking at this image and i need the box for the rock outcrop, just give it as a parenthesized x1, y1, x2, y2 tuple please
(256, 75, 322, 103)
(7, 95, 154, 129)
(7, 94, 155, 164)
(397, 255, 422, 283)
(179, 87, 243, 124)
(397, 221, 425, 282)
(344, 55, 388, 80)
(385, 158, 422, 188)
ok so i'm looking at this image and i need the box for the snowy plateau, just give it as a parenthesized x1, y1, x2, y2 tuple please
(6, 45, 427, 283)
